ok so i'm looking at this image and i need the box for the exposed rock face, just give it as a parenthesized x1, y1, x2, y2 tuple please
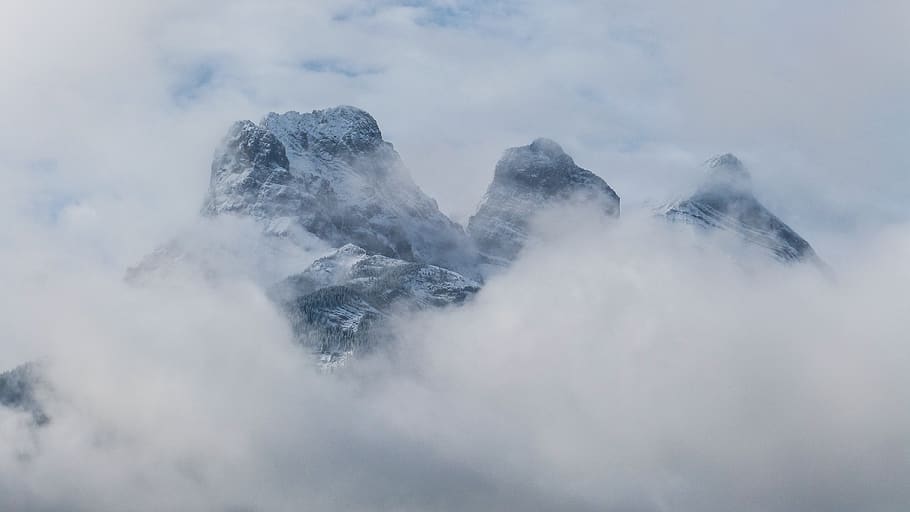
(133, 111, 824, 371)
(662, 154, 819, 263)
(201, 121, 295, 220)
(467, 138, 620, 265)
(0, 363, 49, 426)
(270, 244, 480, 355)
(202, 106, 472, 273)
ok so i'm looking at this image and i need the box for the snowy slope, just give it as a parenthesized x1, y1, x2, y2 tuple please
(128, 114, 825, 368)
(202, 106, 473, 273)
(271, 244, 480, 355)
(661, 154, 820, 263)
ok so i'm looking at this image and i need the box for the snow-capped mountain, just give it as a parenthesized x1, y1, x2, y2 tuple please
(467, 138, 620, 265)
(125, 109, 826, 368)
(202, 106, 473, 273)
(661, 154, 820, 263)
(270, 244, 480, 355)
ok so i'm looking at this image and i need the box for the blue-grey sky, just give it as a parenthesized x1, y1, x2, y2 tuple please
(1, 0, 907, 268)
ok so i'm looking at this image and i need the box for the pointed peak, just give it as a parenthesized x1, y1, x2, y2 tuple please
(495, 138, 574, 176)
(701, 153, 751, 192)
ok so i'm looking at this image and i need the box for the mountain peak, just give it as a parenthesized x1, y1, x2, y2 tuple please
(490, 139, 616, 201)
(702, 152, 752, 194)
(261, 105, 384, 155)
(663, 154, 818, 263)
(496, 138, 575, 182)
(201, 106, 472, 272)
(469, 139, 619, 265)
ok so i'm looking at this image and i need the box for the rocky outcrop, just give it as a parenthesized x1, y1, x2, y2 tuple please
(467, 138, 620, 265)
(202, 106, 473, 273)
(270, 244, 480, 356)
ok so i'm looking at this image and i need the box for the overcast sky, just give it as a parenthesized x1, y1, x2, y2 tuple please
(2, 0, 908, 261)
(1, 2, 908, 511)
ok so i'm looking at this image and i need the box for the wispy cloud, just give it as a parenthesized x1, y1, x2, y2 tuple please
(170, 61, 218, 104)
(300, 58, 383, 78)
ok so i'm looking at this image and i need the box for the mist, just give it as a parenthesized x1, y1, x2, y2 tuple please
(1, 206, 908, 510)
(1, 1, 908, 511)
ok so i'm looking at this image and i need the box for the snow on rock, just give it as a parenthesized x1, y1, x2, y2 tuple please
(661, 153, 821, 264)
(270, 244, 480, 355)
(202, 106, 473, 274)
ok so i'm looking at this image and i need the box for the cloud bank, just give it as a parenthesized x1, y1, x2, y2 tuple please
(1, 209, 909, 511)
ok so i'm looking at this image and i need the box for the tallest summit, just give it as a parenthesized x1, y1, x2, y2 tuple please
(261, 105, 385, 156)
(202, 105, 472, 272)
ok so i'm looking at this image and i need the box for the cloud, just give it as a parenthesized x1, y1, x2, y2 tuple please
(4, 0, 906, 237)
(1, 206, 909, 511)
(0, 1, 907, 510)
(390, 210, 910, 511)
(300, 58, 384, 78)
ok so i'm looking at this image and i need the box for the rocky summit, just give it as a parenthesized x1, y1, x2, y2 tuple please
(467, 138, 620, 265)
(202, 105, 473, 273)
(662, 154, 820, 263)
(120, 108, 823, 364)
(197, 115, 625, 359)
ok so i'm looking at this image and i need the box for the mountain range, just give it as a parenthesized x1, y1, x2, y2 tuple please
(1, 105, 824, 418)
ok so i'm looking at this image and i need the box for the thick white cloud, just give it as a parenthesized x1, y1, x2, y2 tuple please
(1, 208, 909, 511)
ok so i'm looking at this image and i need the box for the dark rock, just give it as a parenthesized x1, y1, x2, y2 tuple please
(467, 138, 620, 264)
